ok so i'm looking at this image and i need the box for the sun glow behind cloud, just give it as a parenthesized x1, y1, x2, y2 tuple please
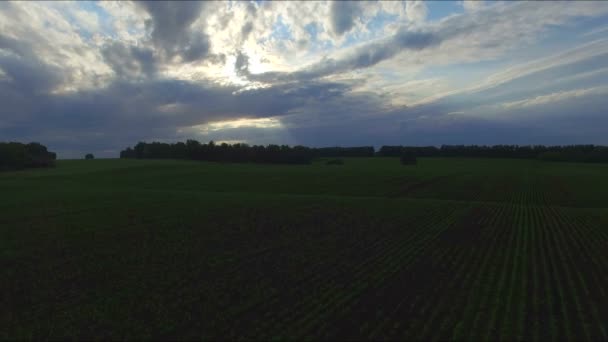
(223, 55, 250, 86)
(198, 117, 283, 133)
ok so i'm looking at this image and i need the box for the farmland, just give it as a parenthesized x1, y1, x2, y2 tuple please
(2, 157, 608, 340)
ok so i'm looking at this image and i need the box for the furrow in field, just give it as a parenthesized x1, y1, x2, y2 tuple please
(572, 213, 608, 246)
(276, 206, 466, 340)
(541, 206, 571, 339)
(366, 204, 495, 340)
(497, 201, 526, 340)
(172, 220, 400, 337)
(220, 204, 462, 339)
(529, 205, 555, 341)
(544, 207, 589, 339)
(483, 202, 518, 340)
(387, 224, 473, 340)
(519, 204, 533, 339)
(441, 205, 507, 340)
(467, 202, 511, 340)
(522, 205, 539, 341)
(277, 205, 467, 340)
(361, 208, 471, 340)
(548, 207, 607, 340)
(424, 207, 498, 341)
(568, 215, 608, 300)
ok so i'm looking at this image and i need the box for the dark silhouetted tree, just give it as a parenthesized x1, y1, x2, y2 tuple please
(0, 142, 56, 170)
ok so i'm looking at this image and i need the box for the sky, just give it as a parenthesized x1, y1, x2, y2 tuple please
(1, 0, 608, 158)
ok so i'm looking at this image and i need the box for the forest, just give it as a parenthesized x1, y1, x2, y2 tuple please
(119, 141, 608, 164)
(0, 142, 56, 170)
(119, 141, 376, 164)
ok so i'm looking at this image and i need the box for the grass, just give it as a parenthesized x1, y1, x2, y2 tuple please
(2, 157, 608, 340)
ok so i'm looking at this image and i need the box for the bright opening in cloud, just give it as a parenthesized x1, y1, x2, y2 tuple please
(204, 117, 283, 132)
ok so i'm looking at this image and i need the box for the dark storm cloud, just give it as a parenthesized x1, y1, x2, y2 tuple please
(101, 41, 158, 79)
(0, 43, 361, 157)
(241, 22, 254, 41)
(136, 1, 212, 63)
(234, 50, 250, 77)
(0, 33, 31, 58)
(241, 1, 258, 38)
(99, 1, 228, 79)
(334, 29, 439, 69)
(178, 33, 212, 63)
(0, 34, 65, 94)
(330, 1, 361, 36)
(246, 28, 443, 84)
(138, 1, 204, 44)
(245, 1, 258, 17)
(283, 96, 608, 149)
(46, 79, 348, 131)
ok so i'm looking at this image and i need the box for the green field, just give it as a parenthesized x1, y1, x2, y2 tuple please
(2, 157, 608, 340)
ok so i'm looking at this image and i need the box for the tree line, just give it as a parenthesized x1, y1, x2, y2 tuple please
(0, 142, 56, 171)
(120, 141, 379, 164)
(4, 140, 606, 171)
(120, 140, 316, 164)
(377, 144, 608, 163)
(121, 141, 608, 164)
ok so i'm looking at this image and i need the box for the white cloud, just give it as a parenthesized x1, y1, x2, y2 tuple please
(409, 37, 608, 106)
(97, 1, 148, 43)
(379, 1, 406, 17)
(462, 1, 485, 13)
(73, 9, 100, 32)
(0, 2, 114, 92)
(405, 1, 428, 24)
(477, 38, 608, 93)
(581, 25, 608, 37)
(500, 86, 608, 109)
(550, 66, 608, 86)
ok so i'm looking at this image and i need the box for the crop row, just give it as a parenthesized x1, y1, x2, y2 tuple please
(4, 198, 607, 340)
